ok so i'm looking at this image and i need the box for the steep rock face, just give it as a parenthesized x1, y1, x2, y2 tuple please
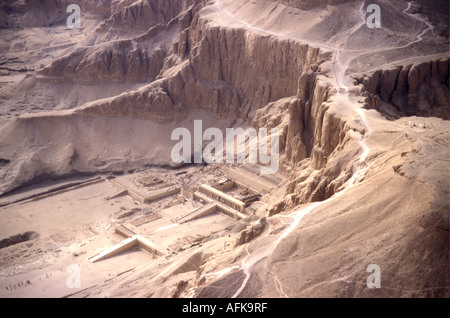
(251, 71, 334, 169)
(75, 85, 188, 123)
(35, 0, 203, 85)
(2, 0, 444, 210)
(75, 6, 351, 197)
(3, 1, 360, 205)
(253, 94, 358, 213)
(37, 38, 167, 84)
(98, 0, 199, 33)
(76, 9, 330, 124)
(167, 15, 352, 187)
(253, 65, 362, 210)
(180, 18, 327, 117)
(0, 0, 448, 299)
(357, 58, 449, 120)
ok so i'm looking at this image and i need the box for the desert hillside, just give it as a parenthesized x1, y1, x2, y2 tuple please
(0, 0, 448, 298)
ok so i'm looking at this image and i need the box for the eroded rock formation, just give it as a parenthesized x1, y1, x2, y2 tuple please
(0, 0, 448, 298)
(357, 58, 449, 120)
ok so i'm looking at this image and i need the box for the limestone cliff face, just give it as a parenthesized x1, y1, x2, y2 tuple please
(356, 58, 449, 120)
(0, 0, 367, 207)
(75, 85, 188, 124)
(0, 0, 447, 300)
(34, 0, 360, 208)
(98, 0, 199, 33)
(35, 0, 203, 85)
(74, 5, 330, 125)
(37, 40, 167, 84)
(256, 76, 363, 212)
(166, 15, 327, 119)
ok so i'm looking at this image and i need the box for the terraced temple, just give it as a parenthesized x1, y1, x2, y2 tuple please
(0, 0, 448, 298)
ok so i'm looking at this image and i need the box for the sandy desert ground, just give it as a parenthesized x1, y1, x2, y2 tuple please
(0, 0, 448, 298)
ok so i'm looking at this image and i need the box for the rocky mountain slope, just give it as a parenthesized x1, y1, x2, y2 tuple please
(0, 0, 448, 297)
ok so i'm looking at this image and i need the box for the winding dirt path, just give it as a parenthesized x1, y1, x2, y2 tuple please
(200, 0, 440, 297)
